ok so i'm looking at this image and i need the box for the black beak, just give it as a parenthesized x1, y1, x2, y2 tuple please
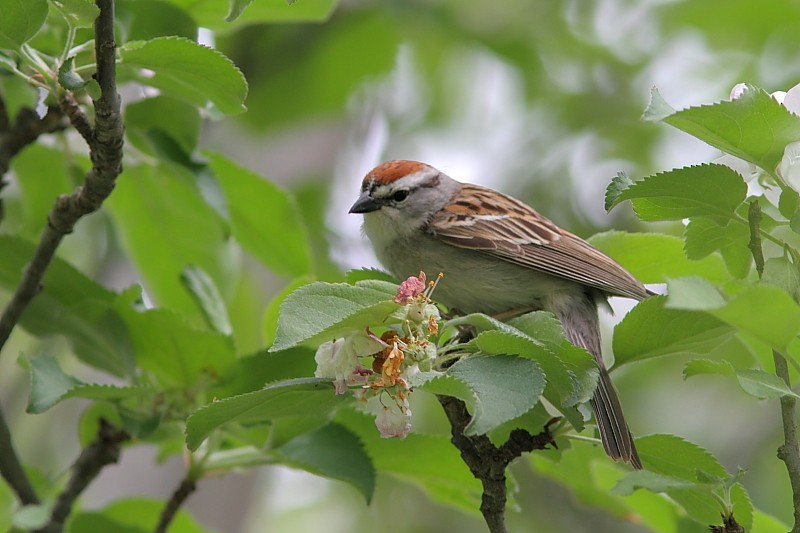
(349, 192, 382, 214)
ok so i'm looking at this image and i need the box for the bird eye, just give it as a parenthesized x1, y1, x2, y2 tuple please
(392, 190, 409, 202)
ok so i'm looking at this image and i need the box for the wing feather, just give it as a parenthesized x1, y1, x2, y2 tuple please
(429, 184, 649, 300)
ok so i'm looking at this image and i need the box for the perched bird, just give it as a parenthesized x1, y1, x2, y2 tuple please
(349, 160, 647, 468)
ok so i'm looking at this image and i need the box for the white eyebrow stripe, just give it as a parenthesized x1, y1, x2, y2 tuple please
(470, 214, 511, 221)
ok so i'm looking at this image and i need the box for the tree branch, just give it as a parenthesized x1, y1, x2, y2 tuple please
(0, 400, 39, 505)
(774, 350, 800, 533)
(0, 0, 123, 358)
(36, 419, 129, 533)
(154, 475, 198, 533)
(437, 395, 555, 533)
(0, 0, 124, 510)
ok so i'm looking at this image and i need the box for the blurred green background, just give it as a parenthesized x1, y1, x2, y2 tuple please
(4, 0, 800, 531)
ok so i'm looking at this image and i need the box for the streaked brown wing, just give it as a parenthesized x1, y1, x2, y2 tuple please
(429, 184, 649, 300)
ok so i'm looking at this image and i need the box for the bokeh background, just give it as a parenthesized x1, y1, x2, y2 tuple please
(4, 0, 800, 531)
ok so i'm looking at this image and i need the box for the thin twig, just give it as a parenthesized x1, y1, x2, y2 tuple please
(437, 395, 554, 533)
(774, 350, 800, 533)
(36, 419, 129, 533)
(0, 0, 124, 511)
(154, 476, 199, 533)
(58, 92, 95, 149)
(0, 400, 39, 505)
(0, 0, 123, 358)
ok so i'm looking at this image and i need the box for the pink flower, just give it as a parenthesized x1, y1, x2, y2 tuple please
(393, 272, 426, 304)
(375, 401, 412, 438)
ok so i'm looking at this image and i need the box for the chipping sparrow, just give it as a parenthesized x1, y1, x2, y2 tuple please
(349, 160, 647, 469)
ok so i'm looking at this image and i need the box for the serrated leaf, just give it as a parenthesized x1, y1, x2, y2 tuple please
(120, 37, 247, 115)
(664, 276, 726, 310)
(277, 422, 375, 503)
(604, 171, 636, 212)
(418, 355, 544, 436)
(613, 296, 734, 366)
(26, 355, 155, 414)
(206, 151, 311, 277)
(663, 85, 800, 173)
(608, 164, 746, 221)
(0, 0, 48, 49)
(761, 255, 800, 298)
(51, 0, 99, 28)
(735, 368, 800, 399)
(713, 284, 800, 350)
(641, 86, 677, 122)
(262, 276, 314, 347)
(589, 231, 730, 285)
(181, 266, 232, 336)
(612, 469, 708, 496)
(344, 268, 397, 285)
(0, 235, 134, 377)
(270, 281, 398, 351)
(107, 164, 235, 320)
(684, 218, 749, 260)
(633, 434, 752, 527)
(185, 378, 348, 450)
(683, 358, 735, 379)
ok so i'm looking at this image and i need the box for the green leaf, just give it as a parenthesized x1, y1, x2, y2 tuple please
(116, 0, 197, 42)
(779, 189, 799, 219)
(0, 0, 48, 49)
(58, 56, 88, 90)
(0, 236, 133, 376)
(631, 434, 752, 527)
(170, 0, 337, 29)
(589, 231, 731, 284)
(604, 171, 636, 212)
(713, 284, 800, 350)
(124, 96, 200, 157)
(50, 0, 99, 28)
(684, 219, 739, 260)
(664, 276, 727, 310)
(26, 355, 78, 414)
(613, 296, 734, 366)
(270, 281, 398, 351)
(181, 266, 233, 336)
(226, 0, 254, 21)
(335, 408, 481, 512)
(69, 497, 209, 533)
(120, 37, 247, 115)
(641, 86, 677, 123)
(262, 276, 313, 347)
(418, 355, 545, 435)
(761, 255, 800, 299)
(116, 303, 237, 388)
(206, 152, 311, 277)
(277, 422, 375, 503)
(10, 144, 75, 239)
(185, 378, 348, 450)
(344, 268, 397, 285)
(683, 358, 735, 379)
(107, 164, 235, 320)
(606, 164, 746, 221)
(12, 504, 50, 530)
(735, 368, 800, 399)
(612, 470, 708, 496)
(660, 85, 800, 173)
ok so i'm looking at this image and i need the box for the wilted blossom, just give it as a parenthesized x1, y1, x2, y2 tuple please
(314, 329, 387, 394)
(314, 271, 443, 438)
(374, 397, 412, 438)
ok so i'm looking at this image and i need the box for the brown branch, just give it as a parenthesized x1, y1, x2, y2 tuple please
(0, 400, 39, 505)
(58, 92, 95, 149)
(0, 0, 124, 511)
(154, 476, 198, 533)
(709, 512, 745, 533)
(774, 350, 800, 533)
(36, 419, 129, 533)
(437, 395, 555, 533)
